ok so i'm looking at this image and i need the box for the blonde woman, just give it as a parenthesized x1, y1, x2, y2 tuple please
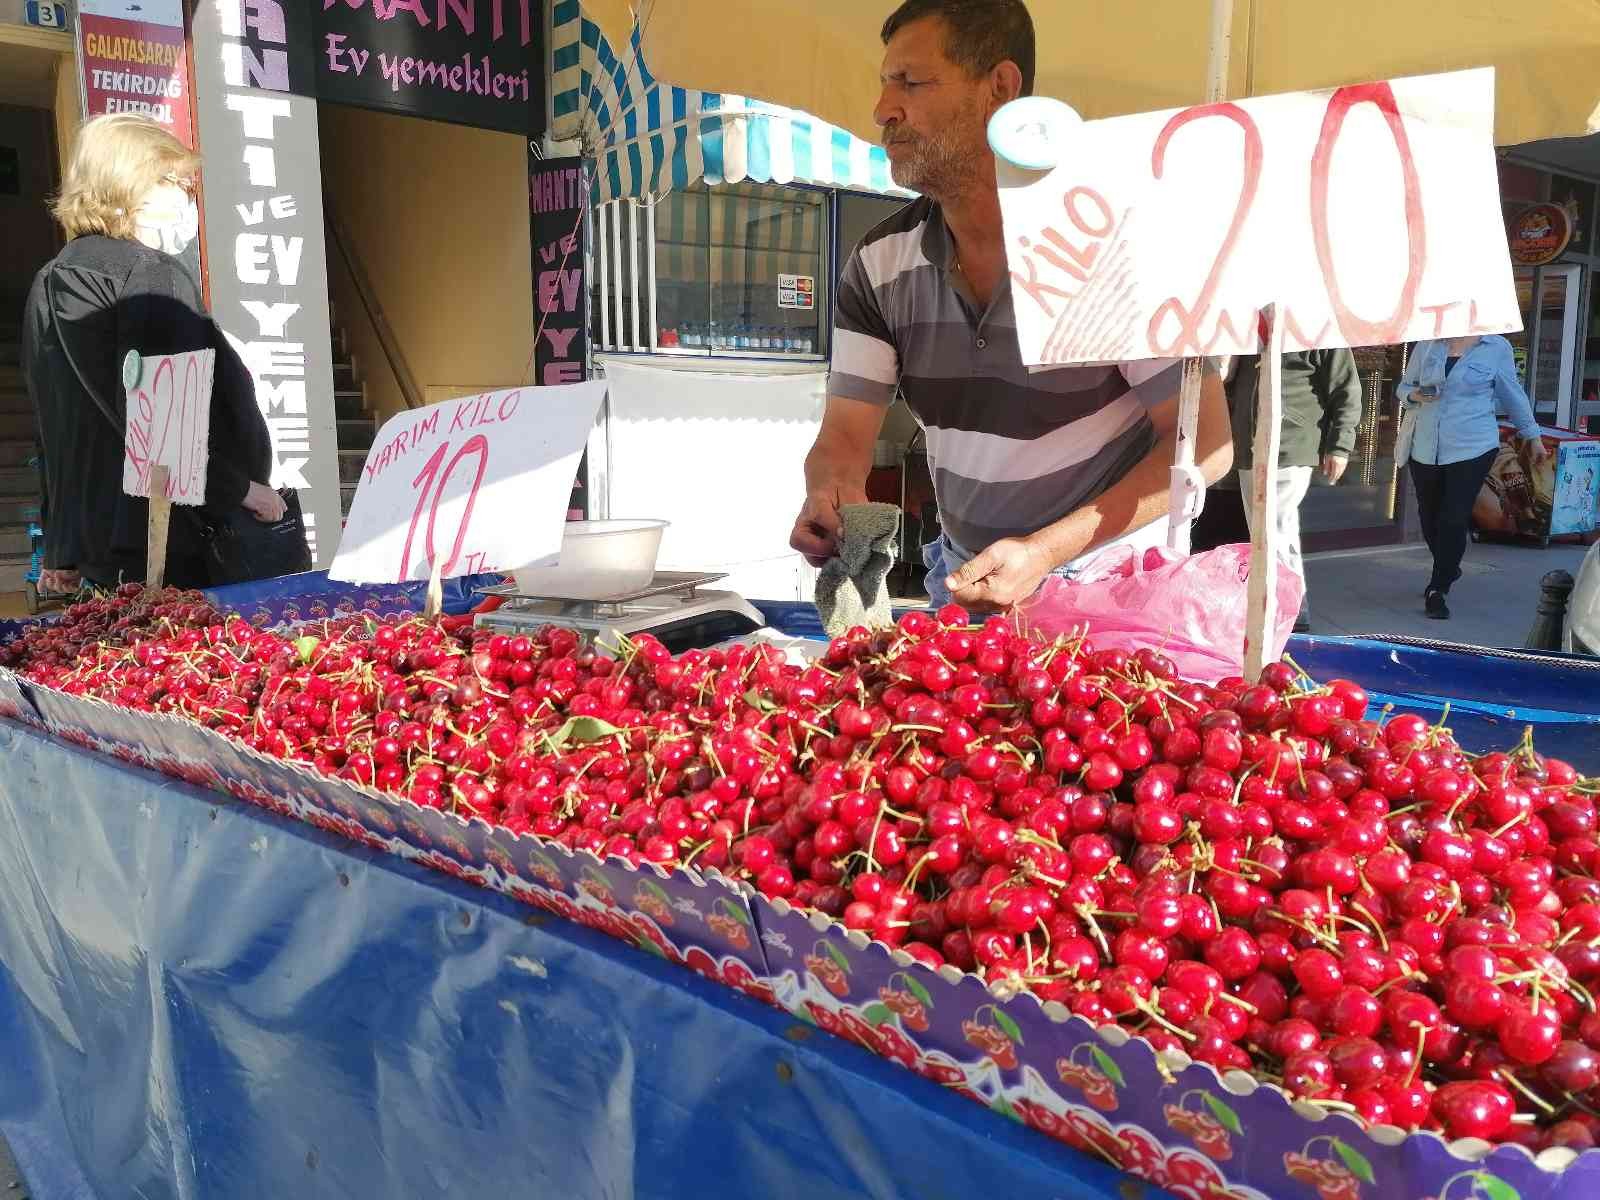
(21, 113, 284, 593)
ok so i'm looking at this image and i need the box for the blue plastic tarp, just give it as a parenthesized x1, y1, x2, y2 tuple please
(0, 719, 1141, 1200)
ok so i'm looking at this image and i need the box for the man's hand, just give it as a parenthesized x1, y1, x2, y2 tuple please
(790, 484, 867, 567)
(1524, 437, 1550, 466)
(946, 537, 1053, 612)
(243, 481, 287, 523)
(39, 567, 80, 595)
(1320, 453, 1349, 484)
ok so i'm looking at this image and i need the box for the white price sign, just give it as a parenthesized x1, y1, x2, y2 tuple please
(122, 349, 214, 505)
(993, 69, 1520, 365)
(329, 381, 606, 584)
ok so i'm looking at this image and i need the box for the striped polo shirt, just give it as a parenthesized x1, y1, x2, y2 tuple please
(829, 196, 1182, 554)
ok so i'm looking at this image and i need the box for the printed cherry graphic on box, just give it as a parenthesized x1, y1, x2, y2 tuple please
(527, 850, 566, 890)
(1163, 1090, 1244, 1160)
(1055, 1043, 1125, 1112)
(705, 896, 752, 949)
(875, 970, 935, 1031)
(682, 945, 778, 1006)
(804, 940, 851, 997)
(1284, 1135, 1378, 1200)
(1420, 1171, 1523, 1200)
(623, 911, 682, 964)
(962, 1003, 1023, 1070)
(1007, 1092, 1269, 1200)
(484, 844, 516, 876)
(632, 878, 676, 926)
(576, 865, 617, 908)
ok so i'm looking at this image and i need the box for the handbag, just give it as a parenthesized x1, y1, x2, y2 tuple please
(45, 265, 311, 585)
(1394, 403, 1417, 467)
(188, 489, 311, 583)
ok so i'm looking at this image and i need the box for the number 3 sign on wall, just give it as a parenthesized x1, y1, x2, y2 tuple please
(329, 381, 607, 585)
(993, 67, 1520, 366)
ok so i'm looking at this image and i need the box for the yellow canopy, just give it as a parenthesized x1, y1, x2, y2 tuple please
(606, 0, 1600, 149)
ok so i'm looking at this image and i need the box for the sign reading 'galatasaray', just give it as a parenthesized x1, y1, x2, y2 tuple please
(78, 7, 195, 146)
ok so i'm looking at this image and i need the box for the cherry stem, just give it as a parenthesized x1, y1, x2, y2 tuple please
(1406, 1022, 1426, 1086)
(1498, 1067, 1556, 1114)
(1133, 994, 1196, 1042)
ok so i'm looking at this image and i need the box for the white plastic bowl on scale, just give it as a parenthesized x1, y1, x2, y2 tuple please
(512, 519, 669, 600)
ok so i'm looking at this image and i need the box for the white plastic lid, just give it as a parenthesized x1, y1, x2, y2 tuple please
(987, 96, 1083, 171)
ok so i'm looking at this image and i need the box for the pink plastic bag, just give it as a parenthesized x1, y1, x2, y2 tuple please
(1016, 543, 1304, 684)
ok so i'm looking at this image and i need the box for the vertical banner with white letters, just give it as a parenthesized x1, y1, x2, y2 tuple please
(189, 0, 341, 567)
(530, 154, 588, 387)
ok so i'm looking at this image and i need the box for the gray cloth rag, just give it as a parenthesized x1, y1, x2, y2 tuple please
(814, 502, 901, 638)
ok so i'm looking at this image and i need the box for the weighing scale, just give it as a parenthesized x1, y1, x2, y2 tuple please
(473, 572, 768, 654)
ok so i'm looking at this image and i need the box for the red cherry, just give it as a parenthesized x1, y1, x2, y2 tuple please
(1328, 985, 1384, 1038)
(1432, 1080, 1515, 1140)
(1132, 802, 1183, 846)
(1204, 928, 1261, 982)
(1292, 949, 1345, 1000)
(1541, 1039, 1600, 1093)
(1326, 1036, 1388, 1089)
(1443, 976, 1507, 1030)
(1282, 1050, 1336, 1098)
(1381, 1078, 1432, 1128)
(1497, 1004, 1562, 1065)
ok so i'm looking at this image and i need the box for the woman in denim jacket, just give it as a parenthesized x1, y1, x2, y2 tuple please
(1395, 334, 1547, 619)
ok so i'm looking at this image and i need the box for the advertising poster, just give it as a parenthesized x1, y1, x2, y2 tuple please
(1473, 424, 1600, 540)
(1551, 439, 1600, 536)
(78, 0, 195, 147)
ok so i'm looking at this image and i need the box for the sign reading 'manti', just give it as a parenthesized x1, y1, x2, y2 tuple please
(317, 0, 543, 136)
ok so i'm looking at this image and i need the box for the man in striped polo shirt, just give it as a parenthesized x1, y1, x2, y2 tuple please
(790, 0, 1233, 610)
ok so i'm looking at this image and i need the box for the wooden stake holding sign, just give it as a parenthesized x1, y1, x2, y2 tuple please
(121, 348, 216, 590)
(145, 465, 173, 591)
(1243, 307, 1285, 682)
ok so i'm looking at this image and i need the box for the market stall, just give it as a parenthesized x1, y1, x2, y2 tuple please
(1, 565, 1599, 1200)
(8, 16, 1600, 1199)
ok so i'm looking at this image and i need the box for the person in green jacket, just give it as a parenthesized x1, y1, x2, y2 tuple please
(1221, 350, 1365, 632)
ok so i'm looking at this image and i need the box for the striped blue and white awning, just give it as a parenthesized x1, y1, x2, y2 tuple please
(552, 1, 908, 204)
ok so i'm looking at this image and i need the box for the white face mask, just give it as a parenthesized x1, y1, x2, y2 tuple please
(133, 180, 199, 256)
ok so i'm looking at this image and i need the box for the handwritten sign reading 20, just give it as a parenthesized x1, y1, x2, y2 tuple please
(328, 380, 607, 585)
(123, 349, 214, 505)
(995, 69, 1519, 365)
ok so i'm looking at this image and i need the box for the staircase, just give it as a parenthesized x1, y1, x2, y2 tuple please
(330, 306, 377, 522)
(0, 334, 39, 595)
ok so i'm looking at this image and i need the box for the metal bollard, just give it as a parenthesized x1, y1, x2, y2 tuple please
(1524, 569, 1576, 652)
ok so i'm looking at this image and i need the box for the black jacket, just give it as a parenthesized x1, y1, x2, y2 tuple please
(1225, 349, 1364, 474)
(21, 235, 272, 584)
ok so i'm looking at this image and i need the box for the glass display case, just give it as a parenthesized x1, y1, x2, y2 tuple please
(650, 181, 829, 357)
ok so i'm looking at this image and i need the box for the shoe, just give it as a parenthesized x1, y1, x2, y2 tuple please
(1424, 571, 1462, 598)
(1424, 588, 1449, 620)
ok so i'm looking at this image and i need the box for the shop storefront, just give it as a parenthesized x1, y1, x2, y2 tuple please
(548, 5, 914, 598)
(57, 2, 1594, 585)
(1498, 153, 1600, 435)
